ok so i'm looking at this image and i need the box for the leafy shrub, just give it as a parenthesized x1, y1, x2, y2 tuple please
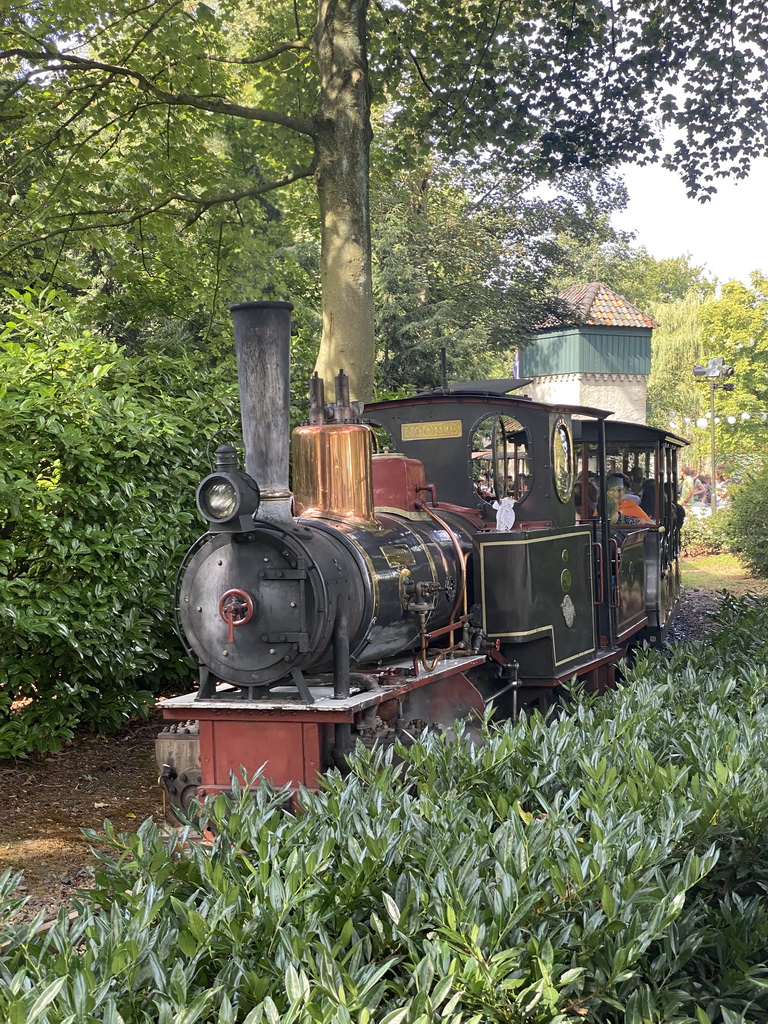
(725, 465, 768, 577)
(0, 289, 239, 756)
(4, 596, 768, 1023)
(681, 507, 731, 557)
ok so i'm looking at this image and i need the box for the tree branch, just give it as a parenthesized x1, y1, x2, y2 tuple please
(118, 0, 187, 65)
(374, 0, 433, 95)
(293, 0, 302, 39)
(62, 0, 172, 51)
(0, 48, 317, 137)
(201, 39, 311, 65)
(0, 162, 318, 257)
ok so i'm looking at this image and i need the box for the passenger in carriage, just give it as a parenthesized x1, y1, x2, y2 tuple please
(574, 478, 599, 519)
(626, 466, 645, 502)
(640, 480, 657, 519)
(606, 473, 652, 526)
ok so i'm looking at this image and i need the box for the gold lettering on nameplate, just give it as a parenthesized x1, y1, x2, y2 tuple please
(401, 419, 463, 441)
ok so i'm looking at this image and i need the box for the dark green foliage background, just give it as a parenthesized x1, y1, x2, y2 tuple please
(3, 596, 768, 1023)
(0, 290, 240, 757)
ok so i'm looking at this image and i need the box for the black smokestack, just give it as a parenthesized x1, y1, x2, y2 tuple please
(230, 301, 294, 520)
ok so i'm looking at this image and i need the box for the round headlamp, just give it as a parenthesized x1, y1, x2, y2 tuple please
(196, 470, 260, 527)
(200, 477, 238, 520)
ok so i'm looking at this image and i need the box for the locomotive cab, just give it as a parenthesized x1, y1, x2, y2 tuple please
(365, 388, 618, 696)
(573, 419, 687, 645)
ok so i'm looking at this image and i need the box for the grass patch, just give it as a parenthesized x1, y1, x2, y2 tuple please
(681, 551, 768, 595)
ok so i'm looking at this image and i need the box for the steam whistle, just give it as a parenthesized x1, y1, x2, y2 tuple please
(309, 373, 325, 426)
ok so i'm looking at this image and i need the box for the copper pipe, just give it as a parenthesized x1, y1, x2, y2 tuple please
(416, 631, 465, 674)
(422, 613, 470, 641)
(417, 502, 467, 626)
(410, 503, 471, 671)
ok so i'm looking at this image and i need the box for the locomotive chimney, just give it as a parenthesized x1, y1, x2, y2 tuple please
(230, 301, 294, 521)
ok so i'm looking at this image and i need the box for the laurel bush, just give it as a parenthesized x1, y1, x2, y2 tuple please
(680, 507, 731, 557)
(3, 596, 768, 1023)
(0, 289, 239, 756)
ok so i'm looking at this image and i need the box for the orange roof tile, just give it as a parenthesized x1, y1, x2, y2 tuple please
(538, 282, 659, 330)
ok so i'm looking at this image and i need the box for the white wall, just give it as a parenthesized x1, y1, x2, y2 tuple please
(522, 373, 648, 423)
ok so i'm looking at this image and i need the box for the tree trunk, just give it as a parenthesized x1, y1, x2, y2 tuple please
(312, 0, 375, 403)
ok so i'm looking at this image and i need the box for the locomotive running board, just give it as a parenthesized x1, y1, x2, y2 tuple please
(159, 654, 488, 802)
(160, 652, 487, 717)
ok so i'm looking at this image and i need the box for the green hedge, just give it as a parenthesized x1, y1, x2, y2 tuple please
(0, 289, 239, 756)
(726, 467, 768, 578)
(681, 508, 731, 558)
(3, 595, 768, 1023)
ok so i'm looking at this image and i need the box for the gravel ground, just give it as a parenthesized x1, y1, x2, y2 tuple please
(665, 586, 725, 645)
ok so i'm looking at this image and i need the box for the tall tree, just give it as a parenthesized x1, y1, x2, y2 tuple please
(645, 288, 711, 439)
(3, 0, 768, 399)
(561, 244, 715, 311)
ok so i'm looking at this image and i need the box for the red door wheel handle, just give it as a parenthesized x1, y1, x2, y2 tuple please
(218, 589, 254, 643)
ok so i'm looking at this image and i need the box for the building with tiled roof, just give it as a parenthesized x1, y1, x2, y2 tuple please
(542, 282, 660, 330)
(518, 282, 658, 423)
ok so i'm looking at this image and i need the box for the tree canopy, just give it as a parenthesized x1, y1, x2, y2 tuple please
(697, 275, 768, 461)
(373, 165, 626, 390)
(3, 0, 768, 397)
(639, 272, 768, 469)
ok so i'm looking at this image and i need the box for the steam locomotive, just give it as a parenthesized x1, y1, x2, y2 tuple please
(158, 302, 686, 814)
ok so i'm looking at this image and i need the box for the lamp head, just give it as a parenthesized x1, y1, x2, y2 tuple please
(694, 356, 735, 379)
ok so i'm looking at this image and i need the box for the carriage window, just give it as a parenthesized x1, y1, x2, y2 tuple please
(552, 419, 574, 503)
(471, 415, 531, 503)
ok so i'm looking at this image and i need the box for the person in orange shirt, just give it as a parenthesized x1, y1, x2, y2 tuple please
(606, 473, 653, 525)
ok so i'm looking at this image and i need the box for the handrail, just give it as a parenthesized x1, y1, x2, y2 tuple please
(591, 541, 605, 605)
(609, 538, 620, 609)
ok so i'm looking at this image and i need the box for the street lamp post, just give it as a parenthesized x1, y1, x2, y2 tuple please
(693, 357, 735, 512)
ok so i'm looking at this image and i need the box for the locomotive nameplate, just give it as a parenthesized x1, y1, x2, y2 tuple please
(381, 544, 416, 568)
(401, 419, 463, 441)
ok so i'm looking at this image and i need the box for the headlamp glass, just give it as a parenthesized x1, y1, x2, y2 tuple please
(203, 479, 238, 520)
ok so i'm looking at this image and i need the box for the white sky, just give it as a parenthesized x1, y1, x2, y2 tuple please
(612, 158, 768, 287)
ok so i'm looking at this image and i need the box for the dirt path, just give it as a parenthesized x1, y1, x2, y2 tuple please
(1, 713, 164, 922)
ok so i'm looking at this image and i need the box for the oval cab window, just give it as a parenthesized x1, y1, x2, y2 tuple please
(552, 419, 574, 503)
(471, 415, 531, 503)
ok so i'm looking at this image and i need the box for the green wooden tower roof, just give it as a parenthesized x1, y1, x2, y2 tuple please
(520, 282, 657, 377)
